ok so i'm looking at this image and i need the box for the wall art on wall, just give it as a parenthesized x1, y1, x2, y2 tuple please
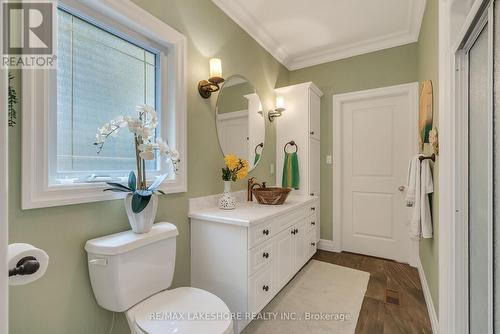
(419, 80, 433, 146)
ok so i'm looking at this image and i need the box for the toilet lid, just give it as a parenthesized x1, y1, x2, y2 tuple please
(133, 287, 233, 334)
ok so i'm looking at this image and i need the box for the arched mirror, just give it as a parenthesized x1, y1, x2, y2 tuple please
(216, 75, 265, 171)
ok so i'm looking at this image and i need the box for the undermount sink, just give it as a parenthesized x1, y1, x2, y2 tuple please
(251, 187, 291, 205)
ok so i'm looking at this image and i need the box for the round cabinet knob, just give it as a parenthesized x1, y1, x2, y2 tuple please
(311, 221, 316, 226)
(398, 185, 406, 192)
(294, 228, 299, 234)
(310, 131, 315, 135)
(262, 285, 269, 292)
(311, 207, 316, 211)
(262, 252, 269, 258)
(311, 242, 316, 246)
(262, 229, 269, 235)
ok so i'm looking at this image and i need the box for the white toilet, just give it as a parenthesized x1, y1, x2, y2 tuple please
(85, 222, 233, 334)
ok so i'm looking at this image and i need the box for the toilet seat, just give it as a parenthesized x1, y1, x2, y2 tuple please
(129, 287, 233, 334)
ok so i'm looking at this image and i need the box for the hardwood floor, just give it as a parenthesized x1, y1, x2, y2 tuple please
(313, 250, 432, 334)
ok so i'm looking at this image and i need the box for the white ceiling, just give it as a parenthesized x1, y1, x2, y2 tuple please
(213, 0, 426, 70)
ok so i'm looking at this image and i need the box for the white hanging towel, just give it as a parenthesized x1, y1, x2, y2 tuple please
(406, 155, 421, 206)
(406, 155, 434, 239)
(420, 159, 434, 238)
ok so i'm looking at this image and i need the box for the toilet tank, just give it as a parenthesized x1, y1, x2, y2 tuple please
(85, 222, 178, 312)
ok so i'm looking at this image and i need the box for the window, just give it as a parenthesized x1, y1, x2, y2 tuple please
(55, 8, 161, 183)
(22, 0, 187, 209)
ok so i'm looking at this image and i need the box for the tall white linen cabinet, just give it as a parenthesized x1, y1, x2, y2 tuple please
(275, 82, 323, 242)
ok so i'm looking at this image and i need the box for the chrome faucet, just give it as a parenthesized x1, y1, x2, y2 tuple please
(247, 177, 264, 201)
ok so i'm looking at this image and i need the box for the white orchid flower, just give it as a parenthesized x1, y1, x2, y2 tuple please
(141, 126, 155, 139)
(139, 150, 155, 160)
(95, 133, 105, 144)
(126, 117, 142, 128)
(138, 143, 155, 160)
(170, 149, 180, 161)
(113, 116, 128, 128)
(156, 137, 170, 156)
(136, 104, 155, 117)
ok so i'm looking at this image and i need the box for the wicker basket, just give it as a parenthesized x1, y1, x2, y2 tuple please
(252, 187, 292, 205)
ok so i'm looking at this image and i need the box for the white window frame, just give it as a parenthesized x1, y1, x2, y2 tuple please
(22, 0, 187, 209)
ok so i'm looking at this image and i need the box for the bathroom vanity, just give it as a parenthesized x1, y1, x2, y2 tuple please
(189, 195, 319, 333)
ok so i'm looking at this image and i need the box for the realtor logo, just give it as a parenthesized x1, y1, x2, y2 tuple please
(1, 0, 57, 68)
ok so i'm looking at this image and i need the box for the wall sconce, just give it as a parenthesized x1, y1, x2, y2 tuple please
(268, 96, 285, 122)
(198, 58, 225, 98)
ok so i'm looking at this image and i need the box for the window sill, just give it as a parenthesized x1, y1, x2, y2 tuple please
(22, 179, 186, 210)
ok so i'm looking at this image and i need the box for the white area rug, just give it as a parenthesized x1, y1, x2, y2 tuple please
(243, 260, 370, 334)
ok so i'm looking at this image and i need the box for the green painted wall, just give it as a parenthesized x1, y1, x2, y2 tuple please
(8, 1, 287, 333)
(417, 0, 440, 315)
(218, 82, 254, 113)
(287, 44, 419, 240)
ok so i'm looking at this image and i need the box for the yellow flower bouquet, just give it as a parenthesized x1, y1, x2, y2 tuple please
(222, 154, 249, 182)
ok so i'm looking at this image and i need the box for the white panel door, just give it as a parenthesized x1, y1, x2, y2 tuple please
(337, 85, 415, 263)
(218, 116, 249, 160)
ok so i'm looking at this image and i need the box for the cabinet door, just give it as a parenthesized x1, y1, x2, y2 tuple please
(307, 229, 317, 259)
(294, 220, 308, 271)
(309, 139, 321, 196)
(248, 263, 274, 314)
(275, 227, 295, 291)
(309, 92, 321, 140)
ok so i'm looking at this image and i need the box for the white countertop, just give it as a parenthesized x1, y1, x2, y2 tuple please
(188, 195, 317, 227)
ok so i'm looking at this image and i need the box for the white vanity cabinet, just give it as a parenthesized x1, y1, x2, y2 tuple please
(189, 196, 318, 333)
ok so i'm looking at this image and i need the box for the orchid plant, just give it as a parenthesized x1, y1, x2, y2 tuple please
(94, 104, 179, 213)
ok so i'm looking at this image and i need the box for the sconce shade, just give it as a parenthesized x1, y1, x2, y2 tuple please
(268, 95, 286, 122)
(209, 58, 223, 83)
(199, 58, 225, 98)
(275, 96, 285, 111)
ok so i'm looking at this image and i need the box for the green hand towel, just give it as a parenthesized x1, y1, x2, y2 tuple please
(254, 153, 261, 165)
(282, 152, 300, 189)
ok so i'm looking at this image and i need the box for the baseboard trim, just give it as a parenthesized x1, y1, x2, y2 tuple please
(318, 239, 341, 253)
(416, 255, 439, 333)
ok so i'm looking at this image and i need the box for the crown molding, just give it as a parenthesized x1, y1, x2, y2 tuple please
(213, 0, 427, 71)
(212, 0, 291, 67)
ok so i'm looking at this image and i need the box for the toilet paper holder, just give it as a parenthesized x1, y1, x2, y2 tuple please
(8, 256, 40, 277)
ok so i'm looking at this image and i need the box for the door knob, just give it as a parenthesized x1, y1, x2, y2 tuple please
(398, 185, 406, 192)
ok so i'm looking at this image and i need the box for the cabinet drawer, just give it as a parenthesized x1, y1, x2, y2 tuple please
(274, 206, 309, 232)
(308, 229, 317, 258)
(249, 220, 275, 249)
(308, 201, 319, 215)
(307, 213, 318, 233)
(248, 239, 273, 276)
(248, 263, 274, 314)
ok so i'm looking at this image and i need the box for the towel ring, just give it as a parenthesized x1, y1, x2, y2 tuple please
(255, 143, 264, 154)
(284, 141, 298, 153)
(418, 154, 436, 162)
